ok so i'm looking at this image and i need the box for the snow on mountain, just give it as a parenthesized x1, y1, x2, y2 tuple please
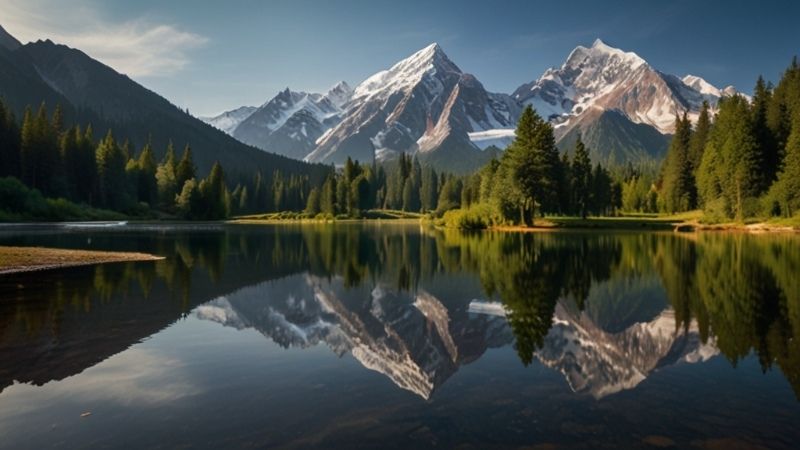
(305, 43, 520, 170)
(513, 39, 736, 136)
(324, 81, 354, 109)
(230, 86, 349, 159)
(197, 274, 719, 400)
(195, 274, 511, 399)
(200, 106, 257, 135)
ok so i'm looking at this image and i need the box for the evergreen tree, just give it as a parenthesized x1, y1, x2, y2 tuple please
(505, 105, 560, 222)
(156, 141, 178, 210)
(661, 113, 696, 213)
(752, 76, 778, 187)
(175, 144, 196, 189)
(305, 187, 321, 215)
(0, 99, 20, 178)
(95, 130, 129, 210)
(176, 178, 202, 219)
(320, 175, 336, 215)
(697, 95, 761, 219)
(769, 111, 800, 216)
(136, 143, 158, 205)
(199, 162, 229, 219)
(689, 101, 711, 176)
(571, 136, 592, 219)
(352, 174, 371, 212)
(557, 151, 572, 215)
(420, 166, 439, 212)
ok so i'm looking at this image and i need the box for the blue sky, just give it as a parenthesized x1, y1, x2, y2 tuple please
(2, 0, 798, 116)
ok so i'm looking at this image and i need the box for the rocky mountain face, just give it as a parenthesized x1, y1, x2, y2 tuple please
(204, 44, 520, 172)
(196, 274, 511, 399)
(200, 106, 257, 135)
(306, 44, 520, 170)
(513, 39, 738, 163)
(203, 82, 353, 160)
(196, 274, 718, 400)
(204, 39, 740, 169)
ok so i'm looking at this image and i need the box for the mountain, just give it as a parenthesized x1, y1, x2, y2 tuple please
(197, 272, 718, 400)
(200, 105, 257, 135)
(514, 39, 738, 164)
(0, 25, 326, 179)
(197, 274, 511, 399)
(201, 82, 353, 160)
(305, 43, 520, 172)
(0, 24, 21, 51)
(232, 85, 350, 159)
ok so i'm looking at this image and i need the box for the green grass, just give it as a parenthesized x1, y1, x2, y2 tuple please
(232, 209, 424, 223)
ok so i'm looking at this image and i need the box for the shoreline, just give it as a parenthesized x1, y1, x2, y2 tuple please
(0, 246, 164, 275)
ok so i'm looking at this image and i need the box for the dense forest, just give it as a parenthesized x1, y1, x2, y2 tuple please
(658, 57, 800, 220)
(0, 98, 479, 221)
(439, 105, 620, 228)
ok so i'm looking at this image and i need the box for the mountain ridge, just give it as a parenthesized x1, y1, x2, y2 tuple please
(204, 39, 738, 170)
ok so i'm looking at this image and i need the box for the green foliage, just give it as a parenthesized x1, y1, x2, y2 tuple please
(305, 187, 321, 215)
(440, 203, 497, 229)
(661, 114, 696, 213)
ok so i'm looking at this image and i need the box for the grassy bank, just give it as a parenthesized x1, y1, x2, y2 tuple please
(231, 209, 424, 224)
(0, 246, 164, 275)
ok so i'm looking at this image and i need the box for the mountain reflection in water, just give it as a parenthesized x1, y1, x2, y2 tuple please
(3, 224, 795, 403)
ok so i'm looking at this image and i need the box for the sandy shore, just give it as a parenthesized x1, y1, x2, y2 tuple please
(0, 246, 164, 275)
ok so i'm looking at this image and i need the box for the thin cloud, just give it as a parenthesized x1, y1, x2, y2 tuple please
(0, 0, 207, 77)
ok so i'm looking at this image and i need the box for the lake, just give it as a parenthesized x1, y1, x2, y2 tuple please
(0, 223, 798, 449)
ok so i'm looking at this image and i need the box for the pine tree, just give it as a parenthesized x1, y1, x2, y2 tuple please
(176, 144, 196, 189)
(59, 125, 81, 200)
(505, 105, 560, 222)
(176, 178, 201, 219)
(769, 111, 800, 216)
(156, 141, 178, 210)
(352, 174, 371, 212)
(661, 113, 695, 213)
(420, 166, 439, 212)
(571, 135, 592, 218)
(752, 76, 778, 188)
(689, 101, 711, 175)
(136, 143, 158, 205)
(19, 107, 35, 188)
(305, 187, 321, 215)
(0, 99, 20, 178)
(95, 130, 129, 210)
(199, 162, 229, 219)
(320, 175, 336, 215)
(697, 95, 761, 219)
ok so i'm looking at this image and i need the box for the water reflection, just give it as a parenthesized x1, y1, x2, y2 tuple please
(0, 224, 798, 401)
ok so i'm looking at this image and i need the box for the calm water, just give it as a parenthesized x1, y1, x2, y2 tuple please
(0, 223, 798, 449)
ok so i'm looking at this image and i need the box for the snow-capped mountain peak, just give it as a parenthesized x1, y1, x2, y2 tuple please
(682, 74, 723, 97)
(351, 42, 461, 102)
(325, 81, 353, 109)
(200, 105, 257, 135)
(514, 39, 734, 136)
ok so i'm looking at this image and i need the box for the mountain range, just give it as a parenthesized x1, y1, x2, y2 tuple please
(204, 39, 741, 171)
(196, 274, 717, 400)
(0, 21, 742, 174)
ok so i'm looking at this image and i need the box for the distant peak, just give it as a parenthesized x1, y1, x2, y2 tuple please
(328, 80, 352, 93)
(565, 38, 646, 70)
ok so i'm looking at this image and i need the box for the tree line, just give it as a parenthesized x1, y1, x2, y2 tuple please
(302, 152, 473, 218)
(659, 57, 800, 220)
(442, 105, 620, 228)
